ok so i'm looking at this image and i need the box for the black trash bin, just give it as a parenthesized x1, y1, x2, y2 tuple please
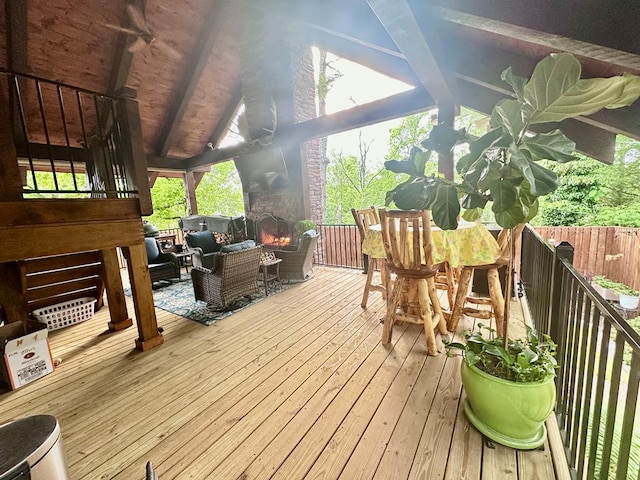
(0, 415, 70, 480)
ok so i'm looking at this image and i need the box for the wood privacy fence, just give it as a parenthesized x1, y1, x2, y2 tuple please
(534, 226, 640, 292)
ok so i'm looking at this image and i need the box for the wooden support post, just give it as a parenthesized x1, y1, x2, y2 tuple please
(437, 101, 456, 181)
(0, 262, 28, 325)
(122, 243, 164, 351)
(549, 241, 574, 344)
(184, 170, 198, 215)
(148, 171, 159, 189)
(99, 248, 133, 331)
(0, 83, 23, 201)
(116, 87, 154, 216)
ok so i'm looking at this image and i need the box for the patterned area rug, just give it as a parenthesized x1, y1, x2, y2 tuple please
(127, 277, 288, 326)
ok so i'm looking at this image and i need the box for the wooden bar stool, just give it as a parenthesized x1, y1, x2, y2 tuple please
(352, 206, 387, 308)
(449, 224, 525, 336)
(379, 208, 447, 356)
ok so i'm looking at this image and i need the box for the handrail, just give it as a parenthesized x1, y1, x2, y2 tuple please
(0, 68, 118, 99)
(521, 224, 640, 480)
(2, 70, 138, 199)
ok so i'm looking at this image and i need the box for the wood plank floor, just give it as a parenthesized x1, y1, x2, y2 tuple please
(0, 267, 561, 479)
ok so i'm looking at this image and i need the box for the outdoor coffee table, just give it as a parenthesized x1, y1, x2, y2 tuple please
(259, 258, 282, 296)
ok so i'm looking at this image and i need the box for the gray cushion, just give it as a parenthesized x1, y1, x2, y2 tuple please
(144, 238, 161, 261)
(186, 231, 219, 253)
(220, 239, 256, 253)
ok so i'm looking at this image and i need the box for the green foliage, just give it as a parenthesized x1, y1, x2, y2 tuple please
(384, 53, 640, 230)
(593, 275, 638, 295)
(195, 162, 244, 216)
(537, 135, 640, 227)
(536, 157, 605, 226)
(25, 172, 87, 198)
(144, 177, 187, 229)
(386, 111, 437, 166)
(295, 219, 317, 234)
(144, 163, 244, 230)
(444, 324, 558, 383)
(325, 150, 397, 223)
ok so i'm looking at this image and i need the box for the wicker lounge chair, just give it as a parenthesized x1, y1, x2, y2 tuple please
(145, 238, 180, 284)
(190, 244, 262, 309)
(273, 230, 319, 281)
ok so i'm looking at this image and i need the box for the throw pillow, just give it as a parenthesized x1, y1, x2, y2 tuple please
(186, 231, 218, 253)
(220, 239, 256, 253)
(212, 232, 233, 245)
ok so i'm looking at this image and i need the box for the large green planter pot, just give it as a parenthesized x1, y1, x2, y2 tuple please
(461, 361, 556, 449)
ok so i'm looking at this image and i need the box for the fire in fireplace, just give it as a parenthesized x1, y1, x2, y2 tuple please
(254, 214, 294, 248)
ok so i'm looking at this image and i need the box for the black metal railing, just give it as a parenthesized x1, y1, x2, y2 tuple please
(521, 225, 640, 480)
(2, 69, 137, 198)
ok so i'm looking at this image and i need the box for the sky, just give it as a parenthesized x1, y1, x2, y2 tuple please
(317, 50, 415, 165)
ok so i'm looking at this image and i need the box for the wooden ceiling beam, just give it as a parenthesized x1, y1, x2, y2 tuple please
(187, 86, 436, 170)
(457, 80, 616, 163)
(424, 0, 639, 56)
(6, 0, 28, 72)
(156, 0, 230, 157)
(367, 0, 455, 105)
(305, 30, 420, 86)
(203, 85, 242, 152)
(106, 2, 136, 95)
(268, 0, 400, 53)
(434, 7, 640, 76)
(449, 43, 640, 140)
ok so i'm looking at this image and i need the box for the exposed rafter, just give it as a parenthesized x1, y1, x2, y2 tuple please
(106, 2, 136, 95)
(448, 43, 640, 141)
(204, 85, 242, 152)
(367, 0, 455, 105)
(6, 0, 28, 73)
(155, 0, 230, 157)
(304, 29, 419, 86)
(456, 80, 616, 163)
(434, 7, 640, 76)
(186, 86, 436, 170)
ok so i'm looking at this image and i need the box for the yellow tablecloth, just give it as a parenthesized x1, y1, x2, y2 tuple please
(362, 221, 500, 268)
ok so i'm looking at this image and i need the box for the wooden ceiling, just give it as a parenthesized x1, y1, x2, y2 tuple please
(3, 0, 639, 173)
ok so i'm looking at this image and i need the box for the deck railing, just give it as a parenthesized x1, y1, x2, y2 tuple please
(521, 225, 640, 480)
(314, 224, 361, 270)
(2, 69, 137, 198)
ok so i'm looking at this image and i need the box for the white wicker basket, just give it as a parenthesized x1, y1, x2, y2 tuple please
(32, 297, 97, 331)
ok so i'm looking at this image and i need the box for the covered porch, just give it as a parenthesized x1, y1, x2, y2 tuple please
(0, 266, 564, 479)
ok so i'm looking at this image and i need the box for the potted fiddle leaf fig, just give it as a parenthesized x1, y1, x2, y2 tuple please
(386, 52, 640, 449)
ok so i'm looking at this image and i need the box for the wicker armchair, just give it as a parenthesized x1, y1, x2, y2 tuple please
(190, 245, 262, 309)
(273, 230, 319, 281)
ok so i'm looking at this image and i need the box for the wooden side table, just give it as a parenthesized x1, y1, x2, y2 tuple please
(259, 258, 282, 296)
(175, 250, 194, 275)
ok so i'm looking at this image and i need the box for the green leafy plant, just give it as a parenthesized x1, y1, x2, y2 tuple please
(592, 275, 624, 290)
(384, 53, 640, 231)
(295, 219, 317, 235)
(444, 324, 558, 383)
(593, 276, 639, 296)
(617, 286, 639, 296)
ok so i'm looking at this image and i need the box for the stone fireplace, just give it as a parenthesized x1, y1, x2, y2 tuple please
(250, 213, 295, 248)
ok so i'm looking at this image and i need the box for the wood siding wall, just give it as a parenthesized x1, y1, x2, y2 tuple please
(534, 226, 640, 292)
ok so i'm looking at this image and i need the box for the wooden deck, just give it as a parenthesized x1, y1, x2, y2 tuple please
(0, 267, 561, 479)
